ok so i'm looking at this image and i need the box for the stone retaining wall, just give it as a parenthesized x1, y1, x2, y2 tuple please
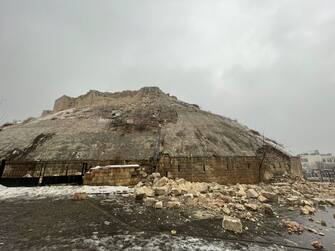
(83, 165, 147, 186)
(1, 150, 302, 185)
(157, 155, 262, 184)
(157, 147, 302, 185)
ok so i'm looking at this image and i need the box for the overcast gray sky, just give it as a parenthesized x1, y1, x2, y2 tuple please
(0, 0, 334, 154)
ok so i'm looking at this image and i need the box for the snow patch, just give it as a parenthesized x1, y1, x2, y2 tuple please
(91, 164, 140, 170)
(0, 185, 132, 201)
(75, 232, 286, 251)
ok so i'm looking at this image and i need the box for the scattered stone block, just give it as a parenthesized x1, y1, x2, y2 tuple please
(286, 196, 300, 205)
(236, 189, 246, 197)
(143, 197, 157, 207)
(311, 240, 323, 250)
(73, 192, 88, 201)
(261, 204, 274, 215)
(197, 183, 209, 194)
(234, 203, 246, 211)
(320, 220, 327, 227)
(246, 189, 258, 198)
(245, 203, 258, 211)
(300, 205, 316, 215)
(222, 206, 231, 215)
(258, 195, 268, 203)
(166, 201, 181, 209)
(154, 201, 163, 209)
(155, 177, 169, 187)
(301, 200, 313, 207)
(222, 215, 243, 234)
(193, 210, 215, 220)
(151, 173, 161, 179)
(307, 228, 318, 234)
(154, 186, 169, 196)
(175, 178, 186, 185)
(221, 195, 233, 203)
(134, 186, 154, 200)
(261, 192, 278, 203)
(282, 219, 304, 234)
(171, 187, 182, 196)
(183, 193, 194, 199)
(183, 193, 194, 205)
(326, 198, 335, 206)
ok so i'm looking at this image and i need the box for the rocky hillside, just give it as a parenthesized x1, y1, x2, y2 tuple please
(0, 87, 284, 161)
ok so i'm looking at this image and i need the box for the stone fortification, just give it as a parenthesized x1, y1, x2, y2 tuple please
(0, 86, 302, 183)
(53, 87, 170, 112)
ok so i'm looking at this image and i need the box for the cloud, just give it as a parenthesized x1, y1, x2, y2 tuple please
(0, 0, 334, 153)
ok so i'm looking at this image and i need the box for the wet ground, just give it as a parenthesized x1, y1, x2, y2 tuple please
(1, 190, 331, 251)
(277, 205, 335, 250)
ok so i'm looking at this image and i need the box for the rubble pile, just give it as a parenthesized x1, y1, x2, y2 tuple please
(134, 173, 335, 234)
(311, 240, 324, 250)
(282, 219, 304, 234)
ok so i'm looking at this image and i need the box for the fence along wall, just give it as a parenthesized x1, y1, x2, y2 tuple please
(0, 160, 87, 186)
(0, 159, 153, 186)
(2, 161, 83, 178)
(157, 155, 262, 184)
(1, 159, 153, 178)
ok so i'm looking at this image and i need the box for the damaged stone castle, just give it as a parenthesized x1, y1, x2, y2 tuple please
(0, 87, 302, 185)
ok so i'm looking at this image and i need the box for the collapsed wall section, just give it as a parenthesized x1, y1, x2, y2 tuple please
(289, 157, 303, 177)
(257, 146, 303, 182)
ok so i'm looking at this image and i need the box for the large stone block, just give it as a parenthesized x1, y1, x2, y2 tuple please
(222, 215, 243, 234)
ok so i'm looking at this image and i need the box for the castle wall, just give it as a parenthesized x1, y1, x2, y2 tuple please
(257, 146, 302, 182)
(157, 155, 261, 184)
(1, 152, 302, 186)
(83, 165, 149, 186)
(53, 90, 140, 112)
(290, 157, 303, 177)
(53, 96, 75, 112)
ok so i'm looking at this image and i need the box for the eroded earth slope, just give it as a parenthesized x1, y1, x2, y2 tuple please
(0, 87, 271, 160)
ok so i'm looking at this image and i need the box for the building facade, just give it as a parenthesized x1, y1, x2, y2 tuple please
(299, 150, 322, 171)
(299, 150, 335, 180)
